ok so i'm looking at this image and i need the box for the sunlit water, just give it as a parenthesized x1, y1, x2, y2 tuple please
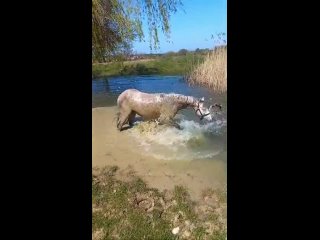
(92, 75, 227, 163)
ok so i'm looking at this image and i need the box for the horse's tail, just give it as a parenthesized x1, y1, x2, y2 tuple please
(117, 90, 127, 107)
(115, 93, 123, 130)
(112, 111, 122, 130)
(112, 111, 120, 122)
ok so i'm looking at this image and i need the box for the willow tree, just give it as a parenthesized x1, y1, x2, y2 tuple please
(92, 0, 183, 62)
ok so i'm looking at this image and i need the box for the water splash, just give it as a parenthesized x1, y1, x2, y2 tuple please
(129, 115, 226, 160)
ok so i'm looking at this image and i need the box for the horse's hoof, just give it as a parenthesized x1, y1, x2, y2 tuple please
(175, 125, 182, 130)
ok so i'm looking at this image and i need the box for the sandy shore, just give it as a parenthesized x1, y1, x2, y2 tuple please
(92, 107, 226, 200)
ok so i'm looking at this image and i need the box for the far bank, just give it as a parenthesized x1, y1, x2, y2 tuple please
(92, 54, 205, 78)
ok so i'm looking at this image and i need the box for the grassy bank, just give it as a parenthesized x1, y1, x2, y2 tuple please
(92, 166, 227, 240)
(186, 46, 227, 93)
(92, 54, 205, 78)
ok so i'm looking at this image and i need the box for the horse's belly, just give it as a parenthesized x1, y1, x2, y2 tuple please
(134, 108, 160, 120)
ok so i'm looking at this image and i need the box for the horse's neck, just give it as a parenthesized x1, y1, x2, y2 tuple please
(169, 94, 198, 109)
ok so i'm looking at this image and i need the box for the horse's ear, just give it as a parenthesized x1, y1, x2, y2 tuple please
(215, 104, 222, 110)
(211, 104, 222, 111)
(200, 97, 205, 102)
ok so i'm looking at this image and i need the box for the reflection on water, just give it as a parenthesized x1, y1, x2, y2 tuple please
(92, 75, 227, 163)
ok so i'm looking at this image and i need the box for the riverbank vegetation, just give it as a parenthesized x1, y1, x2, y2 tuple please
(186, 45, 227, 93)
(92, 45, 227, 95)
(92, 51, 206, 78)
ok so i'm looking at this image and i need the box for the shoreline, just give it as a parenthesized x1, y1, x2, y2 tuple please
(92, 54, 204, 78)
(92, 73, 184, 80)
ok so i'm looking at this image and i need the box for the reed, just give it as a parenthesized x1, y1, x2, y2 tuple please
(186, 45, 227, 93)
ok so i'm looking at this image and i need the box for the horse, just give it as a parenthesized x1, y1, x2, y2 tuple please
(116, 89, 222, 131)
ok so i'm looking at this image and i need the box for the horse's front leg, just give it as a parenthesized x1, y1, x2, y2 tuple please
(169, 120, 182, 130)
(157, 115, 181, 130)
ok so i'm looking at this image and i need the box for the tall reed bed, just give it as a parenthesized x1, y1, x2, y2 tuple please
(186, 45, 227, 93)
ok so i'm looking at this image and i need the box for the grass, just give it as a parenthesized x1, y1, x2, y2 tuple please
(172, 186, 197, 221)
(186, 46, 227, 93)
(92, 166, 227, 240)
(92, 54, 205, 78)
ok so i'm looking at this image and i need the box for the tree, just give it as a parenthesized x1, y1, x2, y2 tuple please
(92, 0, 183, 62)
(178, 48, 188, 55)
(164, 51, 176, 57)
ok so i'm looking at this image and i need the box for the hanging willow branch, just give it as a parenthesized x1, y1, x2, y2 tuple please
(92, 0, 183, 62)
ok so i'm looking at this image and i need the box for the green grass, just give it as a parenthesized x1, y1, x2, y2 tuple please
(172, 186, 197, 221)
(92, 54, 205, 78)
(92, 166, 174, 240)
(92, 166, 227, 240)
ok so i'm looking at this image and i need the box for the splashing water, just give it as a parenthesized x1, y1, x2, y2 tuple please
(129, 114, 226, 160)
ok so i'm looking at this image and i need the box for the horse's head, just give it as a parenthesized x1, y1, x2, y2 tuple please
(194, 97, 223, 121)
(193, 97, 210, 121)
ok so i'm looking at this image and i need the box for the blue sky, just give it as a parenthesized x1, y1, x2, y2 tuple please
(133, 0, 227, 54)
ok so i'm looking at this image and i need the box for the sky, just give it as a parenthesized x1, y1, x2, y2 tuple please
(133, 0, 227, 54)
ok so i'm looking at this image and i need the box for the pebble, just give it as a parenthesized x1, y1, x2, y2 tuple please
(172, 227, 180, 235)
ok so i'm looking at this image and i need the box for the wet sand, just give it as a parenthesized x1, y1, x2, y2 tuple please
(92, 107, 226, 200)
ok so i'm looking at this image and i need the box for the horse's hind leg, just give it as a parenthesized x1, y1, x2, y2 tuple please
(128, 111, 136, 127)
(117, 109, 131, 131)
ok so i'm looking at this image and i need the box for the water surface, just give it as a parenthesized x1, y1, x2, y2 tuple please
(92, 75, 227, 189)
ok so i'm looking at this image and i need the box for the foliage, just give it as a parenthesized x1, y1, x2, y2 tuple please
(92, 53, 205, 78)
(178, 48, 188, 55)
(92, 0, 183, 62)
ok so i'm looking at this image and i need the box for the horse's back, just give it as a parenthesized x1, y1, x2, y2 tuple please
(117, 89, 143, 107)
